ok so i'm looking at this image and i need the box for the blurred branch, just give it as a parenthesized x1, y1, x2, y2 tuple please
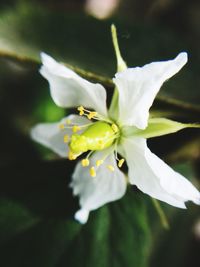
(0, 50, 113, 87)
(62, 62, 113, 87)
(1, 49, 200, 119)
(0, 50, 38, 67)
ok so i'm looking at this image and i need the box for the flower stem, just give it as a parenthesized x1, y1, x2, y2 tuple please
(151, 198, 170, 230)
(109, 25, 127, 119)
(111, 24, 127, 72)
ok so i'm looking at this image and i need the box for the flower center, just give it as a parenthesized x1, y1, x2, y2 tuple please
(70, 121, 119, 155)
(59, 106, 125, 177)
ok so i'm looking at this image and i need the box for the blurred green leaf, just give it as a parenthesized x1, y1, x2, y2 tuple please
(0, 199, 39, 244)
(148, 161, 200, 267)
(0, 160, 150, 267)
(150, 199, 200, 267)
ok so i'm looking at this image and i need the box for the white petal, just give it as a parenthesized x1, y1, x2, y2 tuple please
(31, 115, 91, 157)
(71, 151, 126, 223)
(74, 209, 89, 224)
(121, 137, 200, 208)
(40, 53, 108, 117)
(113, 52, 187, 129)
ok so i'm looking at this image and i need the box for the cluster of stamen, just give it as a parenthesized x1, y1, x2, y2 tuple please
(59, 106, 125, 178)
(59, 118, 84, 134)
(58, 118, 86, 160)
(78, 106, 99, 120)
(81, 154, 125, 178)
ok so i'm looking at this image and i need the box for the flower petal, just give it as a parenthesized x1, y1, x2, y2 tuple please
(74, 209, 89, 224)
(121, 137, 200, 208)
(71, 151, 126, 223)
(31, 115, 91, 157)
(113, 52, 187, 129)
(40, 53, 108, 116)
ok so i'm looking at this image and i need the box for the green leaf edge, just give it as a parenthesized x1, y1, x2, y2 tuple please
(124, 118, 200, 139)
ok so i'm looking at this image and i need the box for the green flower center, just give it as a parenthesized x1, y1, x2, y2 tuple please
(59, 106, 124, 177)
(69, 121, 119, 154)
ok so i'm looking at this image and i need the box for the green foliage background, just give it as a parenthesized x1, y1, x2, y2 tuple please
(0, 0, 200, 266)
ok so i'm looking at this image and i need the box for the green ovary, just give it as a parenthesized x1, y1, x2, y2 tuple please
(69, 121, 116, 154)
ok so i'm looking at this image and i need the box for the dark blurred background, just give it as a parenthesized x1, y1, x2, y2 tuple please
(0, 1, 200, 267)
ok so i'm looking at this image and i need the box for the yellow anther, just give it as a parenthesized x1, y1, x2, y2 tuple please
(68, 150, 77, 160)
(107, 165, 115, 172)
(66, 119, 71, 125)
(90, 167, 96, 177)
(72, 125, 81, 133)
(87, 111, 97, 120)
(118, 158, 125, 168)
(78, 106, 84, 111)
(77, 106, 84, 116)
(63, 135, 69, 143)
(111, 123, 119, 133)
(96, 159, 104, 167)
(59, 123, 65, 130)
(81, 158, 90, 167)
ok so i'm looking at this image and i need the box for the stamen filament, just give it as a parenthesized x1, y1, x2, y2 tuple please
(85, 150, 94, 160)
(77, 106, 111, 123)
(72, 125, 81, 133)
(87, 111, 98, 120)
(60, 120, 92, 134)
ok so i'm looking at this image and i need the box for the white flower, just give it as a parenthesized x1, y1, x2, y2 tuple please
(31, 51, 200, 224)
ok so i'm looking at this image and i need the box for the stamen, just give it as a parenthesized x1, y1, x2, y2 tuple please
(107, 165, 115, 172)
(118, 158, 125, 168)
(111, 123, 119, 133)
(59, 123, 65, 130)
(77, 106, 84, 116)
(66, 119, 72, 125)
(72, 125, 81, 133)
(77, 106, 105, 121)
(63, 135, 69, 143)
(81, 158, 90, 167)
(87, 111, 98, 120)
(90, 167, 96, 177)
(68, 150, 77, 160)
(96, 159, 104, 167)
